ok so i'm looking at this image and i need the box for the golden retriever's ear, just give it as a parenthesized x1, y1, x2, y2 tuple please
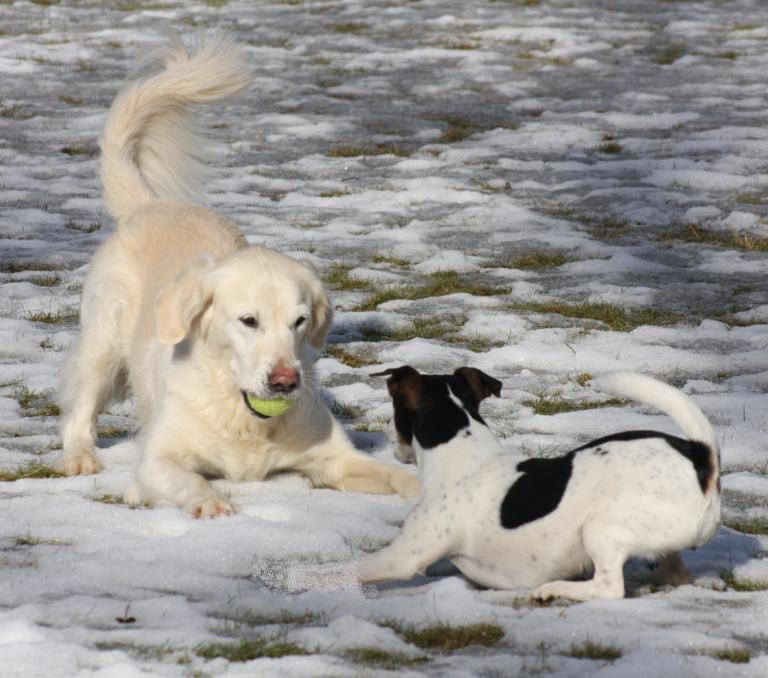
(156, 257, 216, 345)
(308, 281, 333, 349)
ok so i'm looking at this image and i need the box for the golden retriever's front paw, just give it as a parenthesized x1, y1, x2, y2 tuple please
(187, 495, 236, 519)
(392, 470, 420, 499)
(56, 450, 103, 476)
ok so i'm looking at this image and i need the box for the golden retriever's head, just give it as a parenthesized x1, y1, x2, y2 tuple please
(156, 247, 331, 409)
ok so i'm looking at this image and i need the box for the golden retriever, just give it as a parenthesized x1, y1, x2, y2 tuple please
(57, 33, 419, 517)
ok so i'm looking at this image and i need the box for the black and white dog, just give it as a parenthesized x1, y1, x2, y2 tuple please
(360, 367, 721, 601)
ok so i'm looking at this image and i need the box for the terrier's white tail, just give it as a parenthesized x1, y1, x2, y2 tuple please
(99, 32, 252, 222)
(594, 371, 719, 487)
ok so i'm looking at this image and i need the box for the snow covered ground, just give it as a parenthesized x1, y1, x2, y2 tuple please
(2, 0, 768, 675)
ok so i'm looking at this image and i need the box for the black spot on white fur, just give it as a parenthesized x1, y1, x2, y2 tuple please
(500, 452, 576, 529)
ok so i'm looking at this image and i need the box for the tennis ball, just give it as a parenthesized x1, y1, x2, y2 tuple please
(245, 394, 294, 418)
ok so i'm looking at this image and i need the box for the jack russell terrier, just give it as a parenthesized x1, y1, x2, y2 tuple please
(359, 367, 720, 601)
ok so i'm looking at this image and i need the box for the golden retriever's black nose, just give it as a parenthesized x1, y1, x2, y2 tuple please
(269, 365, 300, 392)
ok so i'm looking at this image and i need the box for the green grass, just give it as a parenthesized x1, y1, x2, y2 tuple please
(352, 421, 384, 432)
(219, 610, 324, 628)
(330, 21, 368, 33)
(328, 144, 409, 158)
(439, 124, 474, 144)
(99, 425, 131, 439)
(543, 208, 631, 240)
(660, 223, 768, 252)
(331, 402, 365, 419)
(704, 647, 750, 663)
(0, 104, 32, 120)
(382, 621, 504, 651)
(2, 261, 61, 273)
(25, 306, 79, 325)
(362, 316, 463, 342)
(587, 217, 631, 239)
(93, 494, 126, 506)
(656, 44, 686, 64)
(484, 250, 573, 270)
(15, 535, 70, 546)
(325, 344, 378, 368)
(721, 569, 768, 592)
(318, 188, 351, 198)
(65, 220, 102, 233)
(60, 144, 97, 157)
(356, 271, 507, 311)
(28, 274, 61, 287)
(0, 462, 64, 482)
(12, 385, 60, 417)
(115, 1, 172, 11)
(523, 392, 626, 415)
(598, 141, 622, 154)
(563, 640, 622, 661)
(345, 647, 428, 670)
(323, 264, 370, 291)
(371, 253, 411, 268)
(39, 336, 63, 352)
(511, 300, 680, 332)
(723, 516, 768, 535)
(432, 39, 481, 51)
(195, 638, 308, 662)
(735, 193, 766, 205)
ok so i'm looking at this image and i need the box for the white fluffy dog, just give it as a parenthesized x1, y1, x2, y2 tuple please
(57, 34, 419, 517)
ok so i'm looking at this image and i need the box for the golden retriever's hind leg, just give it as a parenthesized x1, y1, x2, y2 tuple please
(57, 327, 126, 476)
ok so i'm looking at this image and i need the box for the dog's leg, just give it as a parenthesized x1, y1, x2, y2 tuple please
(359, 506, 453, 583)
(128, 455, 235, 519)
(657, 551, 694, 586)
(321, 452, 420, 498)
(532, 524, 628, 602)
(57, 323, 126, 476)
(297, 420, 420, 498)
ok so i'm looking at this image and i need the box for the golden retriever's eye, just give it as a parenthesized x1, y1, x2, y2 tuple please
(239, 315, 258, 329)
(294, 315, 308, 329)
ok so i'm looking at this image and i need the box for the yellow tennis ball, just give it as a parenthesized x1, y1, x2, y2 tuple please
(245, 394, 294, 418)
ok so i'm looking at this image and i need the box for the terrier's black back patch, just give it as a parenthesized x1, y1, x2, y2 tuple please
(500, 452, 575, 530)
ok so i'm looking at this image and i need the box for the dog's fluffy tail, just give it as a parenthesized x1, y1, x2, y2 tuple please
(594, 371, 719, 490)
(99, 32, 252, 222)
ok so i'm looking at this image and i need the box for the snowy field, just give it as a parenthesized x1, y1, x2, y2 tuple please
(2, 0, 768, 675)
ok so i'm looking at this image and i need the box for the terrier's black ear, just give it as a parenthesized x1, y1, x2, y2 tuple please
(454, 367, 502, 405)
(371, 365, 423, 411)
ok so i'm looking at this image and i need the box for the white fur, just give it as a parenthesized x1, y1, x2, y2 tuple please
(360, 372, 720, 601)
(57, 33, 419, 517)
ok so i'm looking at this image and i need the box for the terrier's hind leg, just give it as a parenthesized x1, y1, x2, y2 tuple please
(532, 524, 628, 602)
